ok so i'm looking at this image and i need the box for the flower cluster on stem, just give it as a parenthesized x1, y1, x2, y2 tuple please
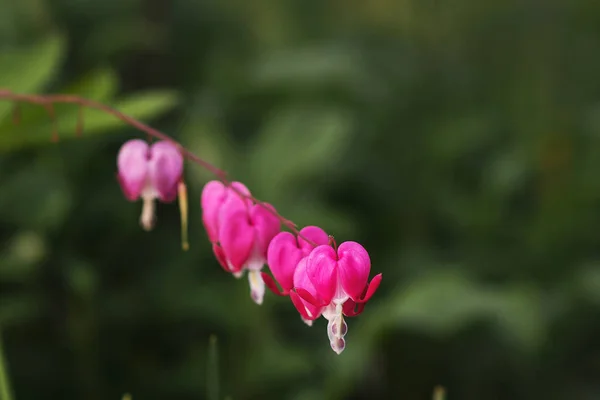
(0, 88, 383, 355)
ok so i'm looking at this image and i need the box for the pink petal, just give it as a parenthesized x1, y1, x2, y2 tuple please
(289, 291, 315, 321)
(305, 245, 338, 304)
(297, 226, 329, 257)
(293, 258, 318, 298)
(250, 203, 281, 258)
(222, 182, 252, 212)
(261, 271, 286, 296)
(201, 181, 228, 242)
(217, 182, 252, 234)
(117, 139, 149, 201)
(293, 258, 324, 317)
(295, 288, 322, 307)
(212, 243, 229, 272)
(342, 299, 365, 317)
(201, 181, 250, 242)
(337, 241, 371, 301)
(266, 232, 302, 293)
(147, 141, 184, 202)
(219, 209, 254, 272)
(356, 273, 382, 304)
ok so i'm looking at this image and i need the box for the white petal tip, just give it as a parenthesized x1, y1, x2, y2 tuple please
(330, 338, 345, 354)
(140, 197, 156, 231)
(232, 270, 244, 279)
(248, 270, 265, 305)
(251, 290, 264, 305)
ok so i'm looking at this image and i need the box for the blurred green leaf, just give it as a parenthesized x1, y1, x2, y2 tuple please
(61, 68, 119, 101)
(52, 89, 179, 138)
(182, 116, 233, 184)
(251, 46, 367, 91)
(0, 90, 179, 150)
(0, 68, 120, 139)
(110, 90, 180, 121)
(248, 106, 352, 197)
(377, 271, 546, 349)
(388, 271, 488, 333)
(0, 33, 64, 121)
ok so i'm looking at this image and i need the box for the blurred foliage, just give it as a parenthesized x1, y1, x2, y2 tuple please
(2, 0, 600, 399)
(0, 33, 178, 150)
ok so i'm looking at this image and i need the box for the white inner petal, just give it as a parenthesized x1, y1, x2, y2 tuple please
(140, 196, 156, 231)
(248, 269, 265, 305)
(333, 268, 349, 306)
(245, 242, 266, 271)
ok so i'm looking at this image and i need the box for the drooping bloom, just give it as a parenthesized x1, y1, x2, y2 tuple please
(201, 180, 281, 304)
(263, 226, 329, 296)
(117, 139, 184, 230)
(263, 226, 329, 325)
(291, 241, 382, 354)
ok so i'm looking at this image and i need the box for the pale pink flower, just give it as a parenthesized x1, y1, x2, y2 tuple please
(201, 180, 281, 304)
(117, 139, 183, 230)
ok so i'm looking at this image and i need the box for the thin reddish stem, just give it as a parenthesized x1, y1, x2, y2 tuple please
(328, 235, 337, 252)
(0, 89, 313, 244)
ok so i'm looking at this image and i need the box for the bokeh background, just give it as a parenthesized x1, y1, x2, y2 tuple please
(2, 0, 600, 399)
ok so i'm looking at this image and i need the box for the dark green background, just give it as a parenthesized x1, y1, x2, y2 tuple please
(2, 0, 600, 399)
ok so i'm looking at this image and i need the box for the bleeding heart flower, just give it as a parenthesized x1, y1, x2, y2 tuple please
(289, 257, 325, 326)
(201, 180, 281, 304)
(117, 139, 183, 230)
(294, 241, 382, 354)
(263, 226, 329, 296)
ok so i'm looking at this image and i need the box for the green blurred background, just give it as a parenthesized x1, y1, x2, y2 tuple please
(2, 0, 600, 399)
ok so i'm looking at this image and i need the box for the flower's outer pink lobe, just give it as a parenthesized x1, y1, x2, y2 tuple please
(251, 203, 281, 257)
(290, 291, 312, 321)
(337, 241, 371, 301)
(297, 226, 329, 254)
(267, 232, 303, 293)
(212, 243, 229, 272)
(356, 273, 382, 304)
(305, 245, 338, 304)
(147, 141, 184, 202)
(117, 139, 149, 201)
(293, 257, 323, 321)
(342, 299, 365, 317)
(201, 181, 250, 243)
(218, 209, 255, 273)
